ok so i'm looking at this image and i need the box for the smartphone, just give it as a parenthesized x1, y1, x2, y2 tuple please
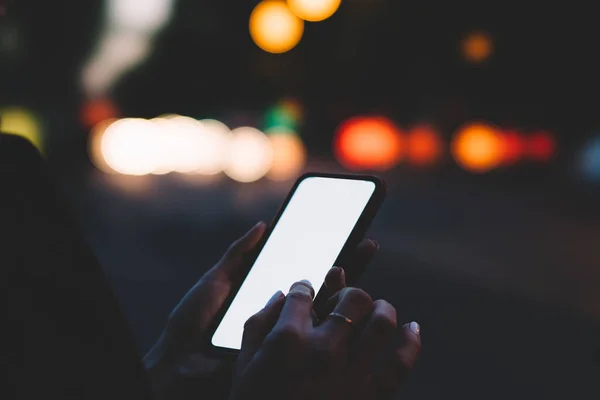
(209, 172, 386, 354)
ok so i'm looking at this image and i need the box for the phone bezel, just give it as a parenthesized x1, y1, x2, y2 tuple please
(205, 172, 387, 358)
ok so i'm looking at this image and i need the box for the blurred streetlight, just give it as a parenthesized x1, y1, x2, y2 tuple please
(0, 107, 43, 152)
(249, 1, 304, 54)
(452, 122, 503, 173)
(108, 0, 174, 33)
(267, 129, 307, 181)
(527, 130, 556, 162)
(334, 116, 404, 171)
(101, 118, 161, 175)
(224, 127, 274, 182)
(287, 0, 341, 22)
(406, 124, 443, 166)
(461, 31, 493, 64)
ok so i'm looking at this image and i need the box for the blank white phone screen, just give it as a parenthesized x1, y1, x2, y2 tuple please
(211, 177, 376, 350)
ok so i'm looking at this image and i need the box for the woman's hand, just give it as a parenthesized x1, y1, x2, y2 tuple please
(144, 222, 379, 400)
(231, 280, 421, 400)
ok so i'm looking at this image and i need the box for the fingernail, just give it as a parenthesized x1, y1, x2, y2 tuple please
(289, 280, 314, 299)
(403, 321, 420, 335)
(253, 221, 265, 230)
(299, 279, 312, 287)
(371, 240, 379, 249)
(266, 290, 283, 307)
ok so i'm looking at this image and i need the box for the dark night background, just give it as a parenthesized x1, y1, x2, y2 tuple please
(1, 1, 599, 399)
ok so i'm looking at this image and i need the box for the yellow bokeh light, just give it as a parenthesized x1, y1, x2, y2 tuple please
(451, 122, 504, 173)
(0, 107, 43, 152)
(224, 127, 273, 183)
(267, 130, 307, 181)
(249, 1, 304, 54)
(287, 0, 341, 22)
(461, 31, 493, 63)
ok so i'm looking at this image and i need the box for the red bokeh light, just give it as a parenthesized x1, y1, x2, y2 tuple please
(407, 124, 442, 166)
(527, 131, 556, 161)
(333, 116, 404, 171)
(81, 98, 118, 128)
(501, 129, 526, 165)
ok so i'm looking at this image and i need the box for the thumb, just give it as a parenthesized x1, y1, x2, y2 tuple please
(238, 290, 285, 366)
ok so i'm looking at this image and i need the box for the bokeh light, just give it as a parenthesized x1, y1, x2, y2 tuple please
(406, 124, 442, 166)
(196, 119, 232, 175)
(461, 31, 493, 63)
(527, 130, 556, 162)
(287, 0, 341, 22)
(0, 107, 43, 152)
(82, 31, 152, 97)
(579, 135, 600, 181)
(101, 118, 161, 175)
(452, 122, 503, 173)
(89, 118, 118, 173)
(81, 98, 118, 128)
(334, 116, 404, 171)
(249, 1, 304, 54)
(264, 98, 303, 131)
(267, 129, 307, 181)
(108, 0, 174, 33)
(224, 127, 274, 182)
(501, 129, 526, 165)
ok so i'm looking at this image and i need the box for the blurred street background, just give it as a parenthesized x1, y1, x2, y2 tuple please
(1, 1, 599, 398)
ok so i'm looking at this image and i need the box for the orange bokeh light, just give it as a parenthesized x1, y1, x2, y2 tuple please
(452, 122, 504, 173)
(462, 31, 493, 64)
(501, 129, 526, 165)
(407, 124, 442, 166)
(334, 116, 404, 171)
(81, 98, 118, 128)
(527, 130, 556, 161)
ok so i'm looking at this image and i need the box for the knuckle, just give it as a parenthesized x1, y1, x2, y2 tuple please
(243, 314, 262, 330)
(343, 287, 373, 308)
(225, 240, 243, 258)
(286, 290, 314, 302)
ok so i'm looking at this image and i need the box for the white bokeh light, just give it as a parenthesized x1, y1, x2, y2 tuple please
(108, 0, 175, 33)
(101, 118, 161, 175)
(195, 119, 231, 175)
(224, 127, 273, 183)
(82, 31, 151, 97)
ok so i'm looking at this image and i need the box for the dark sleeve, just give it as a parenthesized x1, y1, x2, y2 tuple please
(1, 134, 154, 399)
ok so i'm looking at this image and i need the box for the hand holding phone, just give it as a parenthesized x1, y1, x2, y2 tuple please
(210, 173, 386, 354)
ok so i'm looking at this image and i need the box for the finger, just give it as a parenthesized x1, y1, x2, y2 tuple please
(313, 267, 346, 320)
(239, 290, 286, 364)
(314, 239, 377, 319)
(274, 280, 315, 333)
(209, 221, 266, 280)
(338, 239, 379, 287)
(319, 287, 373, 340)
(350, 300, 397, 376)
(324, 266, 346, 295)
(374, 321, 422, 397)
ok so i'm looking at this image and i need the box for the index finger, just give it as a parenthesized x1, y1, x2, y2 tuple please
(273, 280, 315, 332)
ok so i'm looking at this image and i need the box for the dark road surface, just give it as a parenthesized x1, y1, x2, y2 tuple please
(66, 168, 600, 399)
